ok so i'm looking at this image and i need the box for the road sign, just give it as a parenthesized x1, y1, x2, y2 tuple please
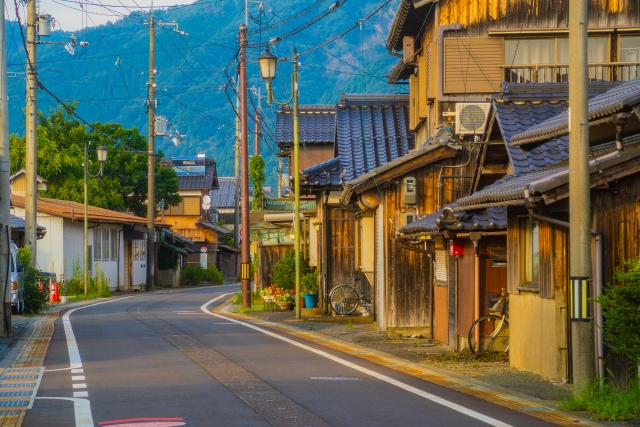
(200, 246, 208, 253)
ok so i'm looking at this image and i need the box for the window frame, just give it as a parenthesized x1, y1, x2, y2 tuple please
(519, 218, 540, 287)
(102, 229, 110, 263)
(111, 230, 119, 261)
(93, 228, 102, 261)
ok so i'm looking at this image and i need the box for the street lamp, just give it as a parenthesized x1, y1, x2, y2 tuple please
(84, 141, 108, 295)
(258, 45, 303, 320)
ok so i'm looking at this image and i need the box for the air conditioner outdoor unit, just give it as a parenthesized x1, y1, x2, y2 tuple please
(455, 103, 490, 135)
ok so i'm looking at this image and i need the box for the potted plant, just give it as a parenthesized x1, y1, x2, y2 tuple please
(276, 289, 295, 310)
(301, 269, 319, 308)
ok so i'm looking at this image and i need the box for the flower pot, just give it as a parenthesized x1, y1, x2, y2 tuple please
(299, 296, 306, 308)
(278, 301, 294, 310)
(304, 293, 318, 308)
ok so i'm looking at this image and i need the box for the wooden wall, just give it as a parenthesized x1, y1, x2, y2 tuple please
(258, 245, 292, 288)
(326, 208, 356, 291)
(438, 0, 640, 33)
(591, 174, 640, 379)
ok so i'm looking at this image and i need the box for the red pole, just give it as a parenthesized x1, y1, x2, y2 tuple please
(239, 25, 251, 308)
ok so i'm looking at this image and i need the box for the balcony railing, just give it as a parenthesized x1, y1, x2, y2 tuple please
(502, 62, 640, 84)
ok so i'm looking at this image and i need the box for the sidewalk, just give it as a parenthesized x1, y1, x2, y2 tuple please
(217, 300, 616, 427)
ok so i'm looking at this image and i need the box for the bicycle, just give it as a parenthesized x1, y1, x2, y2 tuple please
(328, 277, 372, 315)
(467, 288, 509, 354)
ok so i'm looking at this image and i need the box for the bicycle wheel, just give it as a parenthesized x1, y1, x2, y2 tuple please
(468, 315, 509, 354)
(329, 285, 359, 315)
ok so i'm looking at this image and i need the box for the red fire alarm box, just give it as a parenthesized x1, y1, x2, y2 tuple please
(450, 239, 464, 256)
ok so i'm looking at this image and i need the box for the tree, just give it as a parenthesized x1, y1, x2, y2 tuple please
(10, 106, 180, 216)
(249, 154, 266, 211)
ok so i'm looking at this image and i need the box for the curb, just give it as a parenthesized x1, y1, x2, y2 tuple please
(214, 299, 605, 427)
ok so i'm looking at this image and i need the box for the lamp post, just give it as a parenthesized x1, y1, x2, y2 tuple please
(258, 45, 302, 320)
(84, 143, 108, 295)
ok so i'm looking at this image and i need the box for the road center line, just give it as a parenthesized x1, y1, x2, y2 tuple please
(201, 295, 512, 427)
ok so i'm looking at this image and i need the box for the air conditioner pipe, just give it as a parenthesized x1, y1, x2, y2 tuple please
(524, 189, 604, 380)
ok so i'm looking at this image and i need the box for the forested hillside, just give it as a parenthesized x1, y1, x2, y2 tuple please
(5, 0, 404, 182)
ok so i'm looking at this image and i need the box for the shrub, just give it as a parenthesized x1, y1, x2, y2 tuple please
(597, 260, 640, 365)
(203, 264, 224, 284)
(271, 250, 310, 291)
(301, 269, 319, 294)
(158, 246, 178, 270)
(23, 267, 48, 314)
(182, 266, 205, 286)
(64, 259, 111, 298)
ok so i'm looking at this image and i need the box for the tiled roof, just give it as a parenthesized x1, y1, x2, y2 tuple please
(196, 219, 233, 236)
(398, 205, 507, 235)
(386, 59, 413, 84)
(455, 142, 640, 209)
(10, 195, 169, 227)
(301, 157, 342, 186)
(264, 199, 317, 211)
(511, 77, 640, 146)
(177, 162, 218, 190)
(275, 106, 336, 145)
(386, 0, 434, 52)
(335, 103, 413, 183)
(493, 100, 569, 175)
(455, 167, 566, 210)
(210, 177, 236, 208)
(10, 214, 46, 233)
(499, 82, 621, 102)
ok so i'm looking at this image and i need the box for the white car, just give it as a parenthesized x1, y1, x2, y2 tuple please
(10, 242, 25, 314)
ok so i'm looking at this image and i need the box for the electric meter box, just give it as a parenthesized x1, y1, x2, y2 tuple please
(404, 212, 416, 226)
(403, 177, 417, 204)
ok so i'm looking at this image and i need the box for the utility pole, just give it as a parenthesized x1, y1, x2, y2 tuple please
(234, 105, 240, 249)
(568, 0, 595, 392)
(239, 24, 251, 308)
(146, 4, 156, 292)
(0, 0, 12, 337)
(25, 0, 38, 266)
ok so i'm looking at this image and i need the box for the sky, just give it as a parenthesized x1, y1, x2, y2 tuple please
(6, 0, 197, 31)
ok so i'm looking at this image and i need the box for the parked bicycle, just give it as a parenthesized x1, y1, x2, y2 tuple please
(329, 277, 372, 315)
(467, 288, 509, 354)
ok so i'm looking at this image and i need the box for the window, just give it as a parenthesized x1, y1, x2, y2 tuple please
(519, 219, 539, 285)
(94, 229, 101, 260)
(102, 229, 110, 262)
(111, 230, 118, 260)
(505, 37, 609, 82)
(133, 240, 146, 261)
(619, 36, 640, 80)
(183, 197, 200, 215)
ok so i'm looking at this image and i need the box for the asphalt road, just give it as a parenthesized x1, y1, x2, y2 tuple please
(24, 286, 559, 427)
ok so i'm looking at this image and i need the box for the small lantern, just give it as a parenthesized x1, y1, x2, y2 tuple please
(258, 45, 278, 82)
(450, 239, 464, 256)
(96, 145, 108, 164)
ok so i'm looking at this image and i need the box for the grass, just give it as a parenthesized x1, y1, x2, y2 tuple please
(559, 379, 640, 421)
(424, 349, 509, 363)
(233, 292, 268, 313)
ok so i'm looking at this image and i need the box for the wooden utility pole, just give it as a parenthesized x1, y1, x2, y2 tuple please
(239, 25, 251, 308)
(24, 0, 38, 266)
(0, 0, 12, 337)
(568, 0, 595, 392)
(234, 108, 240, 249)
(146, 5, 156, 292)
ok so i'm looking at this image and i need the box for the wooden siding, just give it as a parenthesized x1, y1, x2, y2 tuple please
(257, 245, 291, 288)
(326, 208, 356, 291)
(444, 37, 504, 94)
(286, 144, 335, 175)
(434, 284, 449, 342)
(456, 239, 476, 335)
(438, 0, 640, 34)
(539, 220, 553, 298)
(507, 207, 520, 295)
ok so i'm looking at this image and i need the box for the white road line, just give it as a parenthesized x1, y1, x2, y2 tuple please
(72, 376, 86, 381)
(36, 397, 93, 427)
(71, 369, 84, 374)
(201, 295, 513, 427)
(72, 383, 87, 389)
(73, 392, 88, 398)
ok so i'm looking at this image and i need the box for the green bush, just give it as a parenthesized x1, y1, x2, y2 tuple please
(597, 260, 640, 365)
(182, 266, 205, 286)
(559, 379, 640, 421)
(23, 267, 48, 314)
(271, 250, 310, 291)
(203, 264, 224, 284)
(301, 269, 319, 294)
(64, 259, 111, 298)
(158, 246, 178, 270)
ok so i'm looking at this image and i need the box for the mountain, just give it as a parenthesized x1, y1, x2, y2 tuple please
(5, 0, 404, 184)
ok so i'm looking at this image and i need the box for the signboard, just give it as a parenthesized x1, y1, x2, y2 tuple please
(200, 252, 207, 269)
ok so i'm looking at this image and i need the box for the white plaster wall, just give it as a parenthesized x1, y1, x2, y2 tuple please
(11, 208, 64, 277)
(63, 220, 86, 280)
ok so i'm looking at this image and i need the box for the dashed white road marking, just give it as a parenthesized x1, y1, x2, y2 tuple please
(72, 376, 85, 381)
(72, 383, 87, 389)
(36, 397, 93, 427)
(73, 392, 88, 398)
(201, 294, 513, 427)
